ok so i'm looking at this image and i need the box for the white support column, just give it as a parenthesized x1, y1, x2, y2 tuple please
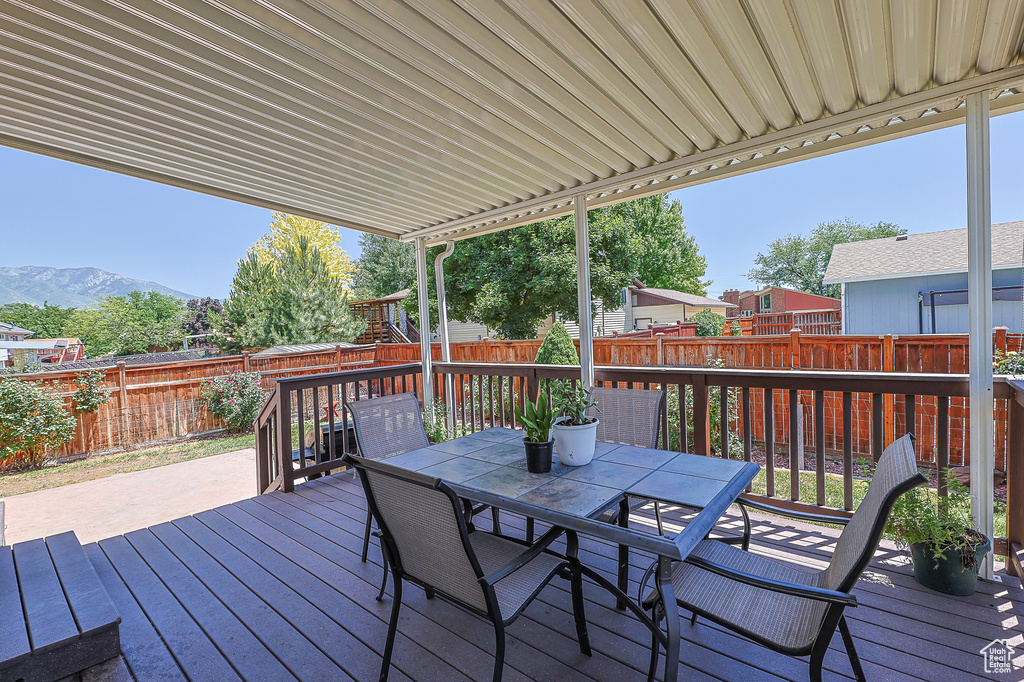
(435, 241, 456, 429)
(414, 237, 434, 414)
(966, 90, 995, 579)
(574, 194, 594, 390)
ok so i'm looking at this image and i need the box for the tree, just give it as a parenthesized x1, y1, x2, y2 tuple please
(0, 377, 76, 469)
(611, 194, 709, 294)
(0, 302, 75, 339)
(352, 233, 416, 300)
(68, 291, 186, 356)
(249, 213, 355, 286)
(748, 218, 905, 297)
(535, 322, 579, 365)
(214, 237, 364, 352)
(183, 297, 224, 336)
(404, 194, 709, 339)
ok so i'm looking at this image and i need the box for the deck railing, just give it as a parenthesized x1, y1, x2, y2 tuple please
(254, 361, 1024, 576)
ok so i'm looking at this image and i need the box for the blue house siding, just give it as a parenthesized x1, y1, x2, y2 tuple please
(844, 268, 1024, 334)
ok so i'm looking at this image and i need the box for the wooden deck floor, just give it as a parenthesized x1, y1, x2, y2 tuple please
(71, 472, 1023, 682)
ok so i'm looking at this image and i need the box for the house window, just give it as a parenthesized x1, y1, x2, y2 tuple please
(760, 293, 771, 311)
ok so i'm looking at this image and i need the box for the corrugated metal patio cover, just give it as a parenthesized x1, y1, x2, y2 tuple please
(2, 1, 1024, 243)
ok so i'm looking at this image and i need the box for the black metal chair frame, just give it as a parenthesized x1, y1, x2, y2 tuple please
(346, 454, 592, 682)
(640, 436, 927, 682)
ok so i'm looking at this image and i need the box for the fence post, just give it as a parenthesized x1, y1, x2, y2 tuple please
(883, 333, 895, 446)
(335, 344, 343, 371)
(656, 333, 664, 365)
(117, 361, 128, 447)
(790, 328, 801, 369)
(995, 326, 1009, 356)
(243, 350, 251, 373)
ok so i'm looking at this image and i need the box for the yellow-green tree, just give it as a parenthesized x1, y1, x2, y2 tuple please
(248, 213, 355, 286)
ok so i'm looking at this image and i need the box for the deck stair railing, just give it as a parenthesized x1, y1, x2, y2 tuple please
(254, 361, 1024, 578)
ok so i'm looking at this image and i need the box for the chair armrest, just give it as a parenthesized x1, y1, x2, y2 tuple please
(738, 496, 851, 526)
(480, 527, 565, 586)
(684, 555, 858, 607)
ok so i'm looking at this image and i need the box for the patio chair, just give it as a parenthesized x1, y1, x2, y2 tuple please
(345, 453, 591, 682)
(589, 387, 669, 534)
(348, 393, 498, 593)
(640, 433, 926, 682)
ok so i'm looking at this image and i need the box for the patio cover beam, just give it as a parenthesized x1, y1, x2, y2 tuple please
(415, 236, 433, 414)
(575, 194, 594, 390)
(967, 91, 995, 580)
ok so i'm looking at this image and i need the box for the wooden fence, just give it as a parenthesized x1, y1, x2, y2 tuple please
(16, 346, 377, 459)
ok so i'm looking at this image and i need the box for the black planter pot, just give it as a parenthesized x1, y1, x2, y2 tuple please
(909, 533, 991, 596)
(523, 438, 553, 474)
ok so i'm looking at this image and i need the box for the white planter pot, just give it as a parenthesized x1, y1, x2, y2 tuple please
(553, 418, 599, 466)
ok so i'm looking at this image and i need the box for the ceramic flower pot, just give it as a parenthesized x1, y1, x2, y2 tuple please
(523, 438, 553, 474)
(909, 533, 991, 596)
(552, 418, 599, 467)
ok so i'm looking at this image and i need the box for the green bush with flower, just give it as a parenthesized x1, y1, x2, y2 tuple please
(994, 349, 1024, 375)
(0, 377, 76, 469)
(200, 372, 269, 433)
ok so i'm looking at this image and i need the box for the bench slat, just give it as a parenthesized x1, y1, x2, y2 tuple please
(47, 532, 121, 638)
(14, 538, 80, 654)
(0, 546, 31, 667)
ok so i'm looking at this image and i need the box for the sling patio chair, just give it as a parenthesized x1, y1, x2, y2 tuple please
(640, 433, 926, 682)
(345, 453, 592, 682)
(347, 393, 498, 595)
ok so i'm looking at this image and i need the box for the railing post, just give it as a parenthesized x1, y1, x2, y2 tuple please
(883, 333, 895, 447)
(693, 374, 711, 456)
(1007, 384, 1024, 577)
(790, 328, 801, 369)
(278, 387, 293, 493)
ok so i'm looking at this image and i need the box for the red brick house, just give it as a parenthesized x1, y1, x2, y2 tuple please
(721, 286, 840, 317)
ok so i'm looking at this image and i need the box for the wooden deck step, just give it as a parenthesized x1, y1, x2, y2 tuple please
(0, 531, 121, 682)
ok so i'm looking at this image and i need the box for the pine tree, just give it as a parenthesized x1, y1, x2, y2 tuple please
(535, 322, 579, 365)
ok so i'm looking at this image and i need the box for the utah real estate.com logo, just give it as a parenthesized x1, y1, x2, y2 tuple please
(981, 639, 1019, 675)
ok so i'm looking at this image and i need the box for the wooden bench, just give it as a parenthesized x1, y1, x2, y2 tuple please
(1, 532, 120, 682)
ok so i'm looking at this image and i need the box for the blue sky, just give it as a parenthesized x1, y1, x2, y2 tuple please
(1, 110, 1022, 301)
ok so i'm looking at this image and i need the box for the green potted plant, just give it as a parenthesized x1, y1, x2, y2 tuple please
(552, 385, 599, 467)
(885, 471, 991, 596)
(514, 391, 556, 473)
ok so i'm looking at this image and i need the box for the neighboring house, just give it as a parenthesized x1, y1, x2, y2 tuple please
(0, 321, 33, 341)
(720, 286, 840, 317)
(823, 220, 1024, 334)
(625, 283, 735, 330)
(446, 299, 625, 342)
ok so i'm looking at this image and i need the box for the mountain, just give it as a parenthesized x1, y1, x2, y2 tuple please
(0, 266, 200, 308)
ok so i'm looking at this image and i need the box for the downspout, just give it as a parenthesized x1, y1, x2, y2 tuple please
(435, 241, 456, 431)
(414, 237, 433, 416)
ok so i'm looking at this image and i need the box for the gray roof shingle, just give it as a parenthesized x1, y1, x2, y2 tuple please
(823, 220, 1024, 284)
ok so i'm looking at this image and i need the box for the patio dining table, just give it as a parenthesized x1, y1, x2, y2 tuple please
(376, 426, 760, 682)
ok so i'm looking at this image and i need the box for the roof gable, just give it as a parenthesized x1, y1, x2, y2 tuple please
(823, 221, 1024, 284)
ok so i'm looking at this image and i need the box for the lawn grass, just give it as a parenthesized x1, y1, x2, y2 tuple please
(748, 467, 1007, 543)
(0, 432, 256, 497)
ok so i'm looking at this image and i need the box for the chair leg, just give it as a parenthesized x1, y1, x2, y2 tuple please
(689, 611, 697, 626)
(654, 501, 665, 536)
(617, 498, 630, 610)
(809, 643, 826, 682)
(491, 506, 502, 535)
(425, 587, 435, 600)
(526, 517, 535, 543)
(646, 604, 662, 682)
(569, 561, 592, 656)
(839, 615, 866, 681)
(379, 578, 402, 682)
(376, 557, 389, 602)
(362, 508, 373, 563)
(492, 623, 506, 682)
(738, 502, 752, 552)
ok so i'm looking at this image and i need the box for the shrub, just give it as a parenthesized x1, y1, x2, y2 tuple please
(72, 370, 111, 416)
(691, 309, 726, 337)
(994, 350, 1024, 375)
(0, 377, 76, 469)
(200, 372, 269, 433)
(535, 321, 578, 365)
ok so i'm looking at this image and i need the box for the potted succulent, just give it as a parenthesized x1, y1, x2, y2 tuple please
(514, 391, 556, 473)
(885, 471, 991, 596)
(552, 385, 599, 467)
